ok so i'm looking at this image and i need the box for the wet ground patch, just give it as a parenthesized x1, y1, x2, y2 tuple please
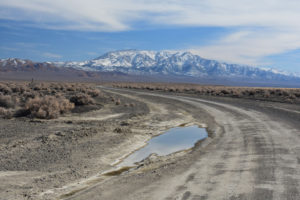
(118, 125, 208, 168)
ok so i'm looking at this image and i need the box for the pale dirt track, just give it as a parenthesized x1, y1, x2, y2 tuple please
(68, 88, 300, 200)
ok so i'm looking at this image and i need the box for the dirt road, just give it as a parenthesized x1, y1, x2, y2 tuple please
(69, 88, 300, 200)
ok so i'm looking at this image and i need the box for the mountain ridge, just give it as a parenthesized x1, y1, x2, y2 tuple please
(53, 50, 299, 81)
(1, 50, 300, 85)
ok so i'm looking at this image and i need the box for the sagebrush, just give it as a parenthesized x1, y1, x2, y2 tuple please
(112, 82, 300, 104)
(0, 81, 105, 119)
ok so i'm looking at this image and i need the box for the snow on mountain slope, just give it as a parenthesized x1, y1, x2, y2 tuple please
(54, 50, 299, 81)
(1, 50, 298, 82)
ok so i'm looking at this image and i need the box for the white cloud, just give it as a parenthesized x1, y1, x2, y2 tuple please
(1, 0, 298, 31)
(189, 28, 300, 66)
(42, 52, 62, 59)
(1, 0, 300, 66)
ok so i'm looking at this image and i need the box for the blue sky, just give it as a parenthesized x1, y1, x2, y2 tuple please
(1, 0, 300, 73)
(0, 20, 229, 61)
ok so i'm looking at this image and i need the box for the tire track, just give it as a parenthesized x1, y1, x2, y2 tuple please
(69, 88, 300, 200)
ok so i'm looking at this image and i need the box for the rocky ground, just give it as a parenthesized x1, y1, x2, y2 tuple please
(0, 86, 299, 200)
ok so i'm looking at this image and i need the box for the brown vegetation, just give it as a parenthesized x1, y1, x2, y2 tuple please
(0, 81, 106, 119)
(25, 96, 74, 119)
(112, 82, 300, 104)
(0, 107, 13, 119)
(70, 93, 95, 106)
(0, 94, 17, 108)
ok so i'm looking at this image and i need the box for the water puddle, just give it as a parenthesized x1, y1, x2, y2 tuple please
(117, 125, 208, 168)
(58, 125, 208, 199)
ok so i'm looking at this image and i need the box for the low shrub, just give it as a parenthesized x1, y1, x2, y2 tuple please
(0, 84, 12, 94)
(112, 82, 300, 104)
(86, 89, 102, 97)
(0, 81, 108, 119)
(70, 93, 95, 106)
(0, 107, 13, 118)
(25, 96, 74, 119)
(0, 94, 16, 108)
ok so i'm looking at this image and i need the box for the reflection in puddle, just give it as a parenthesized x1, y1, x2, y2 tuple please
(59, 126, 208, 198)
(118, 125, 207, 167)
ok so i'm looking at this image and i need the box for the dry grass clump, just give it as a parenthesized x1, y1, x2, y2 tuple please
(112, 82, 300, 104)
(86, 88, 102, 97)
(25, 96, 74, 119)
(70, 93, 95, 106)
(0, 81, 107, 119)
(0, 94, 16, 108)
(0, 83, 12, 94)
(0, 107, 13, 118)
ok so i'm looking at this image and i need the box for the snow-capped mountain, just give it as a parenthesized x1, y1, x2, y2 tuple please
(55, 50, 299, 81)
(1, 50, 299, 84)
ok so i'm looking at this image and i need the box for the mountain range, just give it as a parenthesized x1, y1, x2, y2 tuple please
(1, 50, 300, 86)
(55, 50, 299, 80)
